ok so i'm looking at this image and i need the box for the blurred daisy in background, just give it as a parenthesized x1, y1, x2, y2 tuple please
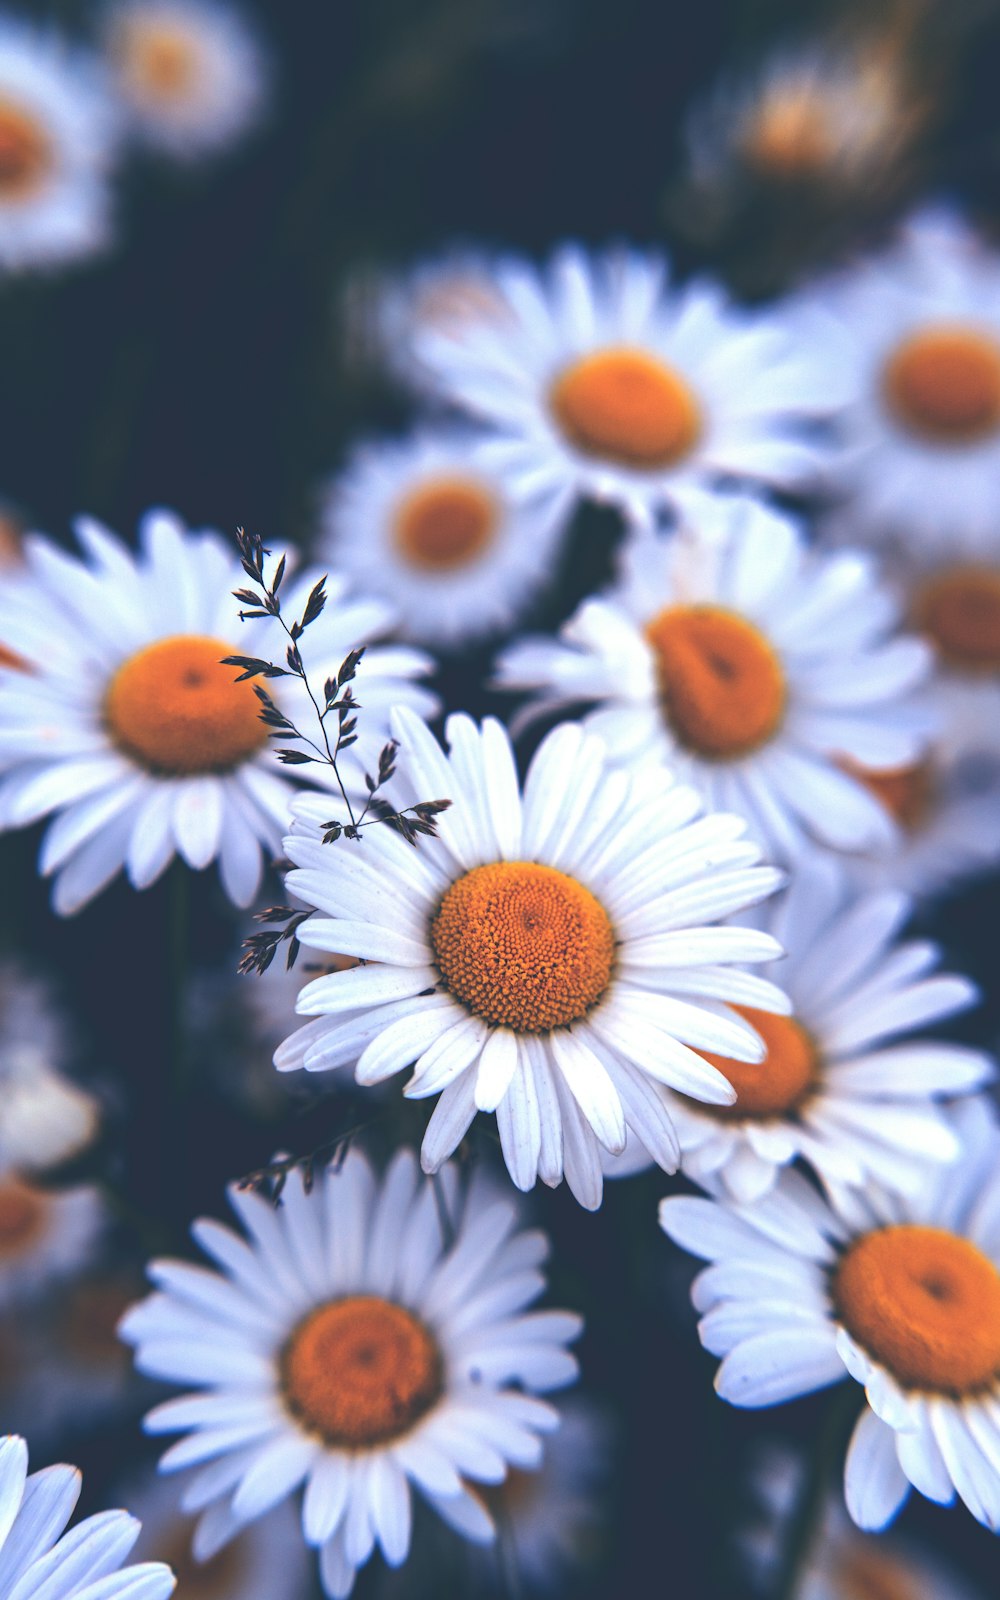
(654, 858, 992, 1204)
(0, 961, 100, 1173)
(128, 1474, 311, 1600)
(0, 1172, 103, 1308)
(0, 18, 119, 274)
(414, 245, 843, 524)
(102, 0, 268, 160)
(661, 1097, 1000, 1534)
(122, 1148, 581, 1600)
(810, 206, 1000, 549)
(0, 508, 436, 913)
(0, 1434, 175, 1599)
(496, 492, 933, 865)
(319, 429, 570, 647)
(276, 706, 787, 1209)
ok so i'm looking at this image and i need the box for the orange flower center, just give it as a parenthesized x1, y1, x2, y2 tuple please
(644, 604, 786, 759)
(883, 325, 1000, 443)
(281, 1295, 443, 1447)
(0, 99, 52, 201)
(913, 565, 1000, 671)
(431, 861, 615, 1033)
(104, 635, 268, 775)
(744, 96, 834, 178)
(833, 1225, 1000, 1393)
(393, 477, 498, 572)
(692, 1006, 818, 1120)
(0, 1179, 47, 1259)
(118, 23, 200, 103)
(549, 346, 701, 469)
(840, 757, 934, 833)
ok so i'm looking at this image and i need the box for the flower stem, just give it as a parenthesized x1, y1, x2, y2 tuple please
(773, 1386, 859, 1600)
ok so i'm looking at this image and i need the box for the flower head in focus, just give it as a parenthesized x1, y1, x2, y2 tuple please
(121, 1148, 581, 1600)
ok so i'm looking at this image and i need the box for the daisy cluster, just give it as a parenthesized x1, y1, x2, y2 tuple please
(4, 20, 1000, 1600)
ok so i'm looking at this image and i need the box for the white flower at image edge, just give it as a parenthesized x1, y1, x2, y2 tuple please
(0, 1435, 174, 1598)
(0, 510, 435, 913)
(120, 1149, 581, 1600)
(660, 1098, 1000, 1534)
(276, 706, 789, 1209)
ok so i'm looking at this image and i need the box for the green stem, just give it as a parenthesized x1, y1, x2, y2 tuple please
(773, 1386, 860, 1600)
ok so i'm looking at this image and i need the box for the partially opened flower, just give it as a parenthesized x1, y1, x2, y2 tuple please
(415, 245, 841, 523)
(103, 0, 268, 159)
(275, 706, 787, 1209)
(660, 1097, 1000, 1533)
(0, 19, 119, 274)
(496, 492, 933, 865)
(0, 509, 436, 913)
(0, 1434, 174, 1598)
(319, 429, 569, 647)
(121, 1148, 581, 1600)
(655, 858, 992, 1204)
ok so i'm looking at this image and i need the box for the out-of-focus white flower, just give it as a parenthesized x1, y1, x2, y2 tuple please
(0, 962, 100, 1172)
(661, 1097, 1000, 1535)
(319, 429, 570, 647)
(0, 19, 119, 274)
(0, 509, 436, 914)
(121, 1148, 581, 1600)
(496, 492, 933, 866)
(128, 1473, 312, 1600)
(415, 245, 843, 524)
(0, 1172, 104, 1308)
(276, 706, 787, 1210)
(103, 0, 268, 159)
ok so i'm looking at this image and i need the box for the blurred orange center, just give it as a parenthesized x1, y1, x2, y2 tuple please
(394, 477, 498, 571)
(282, 1296, 442, 1446)
(744, 97, 833, 177)
(839, 756, 933, 832)
(834, 1225, 1000, 1392)
(431, 861, 615, 1033)
(121, 26, 199, 101)
(695, 1006, 817, 1119)
(0, 1180, 46, 1257)
(837, 1545, 920, 1600)
(105, 634, 267, 774)
(549, 346, 701, 469)
(645, 604, 786, 759)
(0, 100, 51, 200)
(0, 642, 28, 672)
(914, 566, 1000, 670)
(883, 325, 1000, 443)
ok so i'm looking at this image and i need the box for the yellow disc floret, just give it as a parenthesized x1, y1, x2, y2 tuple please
(645, 604, 786, 759)
(281, 1295, 443, 1447)
(431, 860, 615, 1033)
(694, 1005, 817, 1120)
(0, 99, 51, 201)
(834, 1224, 1000, 1394)
(549, 346, 702, 469)
(104, 634, 268, 774)
(393, 477, 498, 572)
(883, 325, 1000, 443)
(914, 565, 1000, 672)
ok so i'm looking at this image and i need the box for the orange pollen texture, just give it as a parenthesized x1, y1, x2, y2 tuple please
(431, 860, 616, 1033)
(0, 1179, 47, 1258)
(833, 1225, 1000, 1394)
(0, 99, 52, 200)
(281, 1295, 443, 1447)
(914, 566, 1000, 671)
(393, 476, 499, 572)
(104, 634, 268, 775)
(883, 325, 1000, 443)
(694, 1005, 818, 1120)
(644, 604, 786, 760)
(549, 346, 702, 469)
(839, 756, 934, 832)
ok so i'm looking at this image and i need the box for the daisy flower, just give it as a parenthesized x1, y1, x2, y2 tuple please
(0, 960, 100, 1172)
(0, 19, 118, 274)
(102, 0, 268, 160)
(276, 705, 786, 1210)
(0, 509, 436, 914)
(809, 206, 1000, 550)
(654, 857, 993, 1204)
(415, 244, 841, 524)
(127, 1474, 310, 1600)
(120, 1148, 582, 1600)
(660, 1097, 1000, 1533)
(495, 492, 933, 865)
(0, 1435, 174, 1599)
(318, 429, 570, 648)
(0, 1173, 103, 1308)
